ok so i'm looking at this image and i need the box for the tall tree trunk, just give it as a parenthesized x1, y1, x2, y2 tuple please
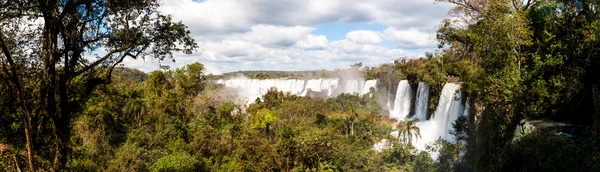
(24, 118, 35, 172)
(52, 76, 73, 171)
(0, 31, 36, 172)
(350, 121, 354, 135)
(345, 119, 349, 136)
(51, 115, 71, 171)
(38, 4, 68, 170)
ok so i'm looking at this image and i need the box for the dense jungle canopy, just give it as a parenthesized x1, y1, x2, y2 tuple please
(1, 0, 599, 171)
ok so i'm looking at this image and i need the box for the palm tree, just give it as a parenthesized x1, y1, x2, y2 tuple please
(396, 119, 421, 144)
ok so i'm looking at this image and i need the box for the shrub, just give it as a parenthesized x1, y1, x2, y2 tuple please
(150, 152, 201, 172)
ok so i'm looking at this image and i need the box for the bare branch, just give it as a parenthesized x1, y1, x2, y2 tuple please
(107, 43, 149, 82)
(439, 0, 484, 13)
(106, 54, 128, 83)
(72, 44, 133, 77)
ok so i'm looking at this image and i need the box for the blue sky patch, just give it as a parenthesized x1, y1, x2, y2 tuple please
(312, 23, 386, 41)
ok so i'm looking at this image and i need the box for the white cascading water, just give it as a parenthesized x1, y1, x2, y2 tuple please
(238, 79, 264, 103)
(412, 82, 430, 121)
(462, 97, 470, 117)
(221, 78, 468, 159)
(218, 78, 378, 105)
(321, 78, 339, 96)
(389, 80, 412, 120)
(302, 79, 324, 96)
(362, 80, 378, 95)
(344, 79, 363, 95)
(411, 83, 463, 158)
(292, 79, 306, 95)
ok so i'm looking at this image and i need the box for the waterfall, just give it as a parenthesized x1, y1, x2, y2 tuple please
(389, 80, 412, 120)
(220, 78, 469, 158)
(218, 78, 372, 104)
(412, 82, 430, 121)
(411, 83, 464, 157)
(292, 79, 306, 95)
(243, 79, 263, 104)
(302, 79, 323, 96)
(344, 79, 363, 94)
(362, 80, 378, 95)
(321, 78, 339, 96)
(463, 97, 470, 117)
(279, 79, 305, 95)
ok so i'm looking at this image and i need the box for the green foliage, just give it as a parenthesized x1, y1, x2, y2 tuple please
(106, 142, 153, 172)
(67, 67, 436, 172)
(468, 132, 599, 171)
(0, 0, 197, 170)
(377, 142, 436, 172)
(435, 0, 600, 171)
(149, 152, 200, 172)
(114, 67, 149, 83)
(174, 63, 206, 99)
(427, 138, 465, 172)
(251, 108, 277, 132)
(396, 119, 422, 144)
(450, 115, 468, 144)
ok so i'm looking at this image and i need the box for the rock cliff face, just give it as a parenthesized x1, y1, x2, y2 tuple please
(513, 119, 577, 142)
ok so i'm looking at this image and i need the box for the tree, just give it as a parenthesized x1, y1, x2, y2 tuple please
(428, 138, 465, 172)
(450, 115, 468, 144)
(350, 62, 363, 69)
(396, 119, 421, 144)
(435, 0, 600, 170)
(0, 0, 196, 171)
(174, 62, 206, 98)
(251, 108, 276, 135)
(347, 109, 358, 136)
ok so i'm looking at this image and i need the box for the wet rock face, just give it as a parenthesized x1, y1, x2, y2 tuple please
(513, 119, 577, 141)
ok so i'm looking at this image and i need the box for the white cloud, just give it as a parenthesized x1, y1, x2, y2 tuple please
(295, 35, 328, 50)
(159, 0, 251, 34)
(383, 27, 437, 49)
(160, 0, 452, 36)
(122, 36, 420, 74)
(346, 30, 383, 44)
(202, 40, 251, 59)
(242, 25, 315, 47)
(120, 0, 454, 73)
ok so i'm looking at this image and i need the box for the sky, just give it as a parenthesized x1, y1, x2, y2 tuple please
(121, 0, 454, 74)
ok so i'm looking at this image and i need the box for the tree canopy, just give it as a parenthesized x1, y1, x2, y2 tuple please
(0, 0, 196, 171)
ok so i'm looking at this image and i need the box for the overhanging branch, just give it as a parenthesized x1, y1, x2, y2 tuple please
(72, 44, 133, 77)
